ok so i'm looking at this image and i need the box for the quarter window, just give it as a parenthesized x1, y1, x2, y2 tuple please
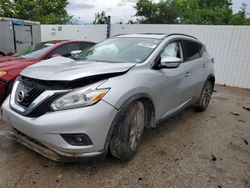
(182, 40, 202, 61)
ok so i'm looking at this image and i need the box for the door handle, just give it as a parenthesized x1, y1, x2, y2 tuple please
(202, 63, 206, 68)
(185, 72, 191, 77)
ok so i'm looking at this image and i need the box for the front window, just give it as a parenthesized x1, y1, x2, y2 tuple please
(14, 43, 55, 59)
(161, 42, 181, 59)
(76, 37, 161, 63)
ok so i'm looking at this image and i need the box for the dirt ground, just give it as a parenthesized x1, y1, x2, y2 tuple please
(0, 85, 249, 188)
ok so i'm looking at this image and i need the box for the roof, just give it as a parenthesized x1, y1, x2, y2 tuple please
(0, 17, 40, 25)
(42, 40, 68, 44)
(42, 40, 96, 45)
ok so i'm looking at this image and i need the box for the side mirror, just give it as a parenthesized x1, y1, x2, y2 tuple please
(160, 57, 182, 68)
(70, 50, 82, 57)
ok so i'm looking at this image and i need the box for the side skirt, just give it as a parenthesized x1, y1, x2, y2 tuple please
(157, 97, 197, 124)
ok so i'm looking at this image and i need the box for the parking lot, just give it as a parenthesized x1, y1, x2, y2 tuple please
(0, 85, 249, 188)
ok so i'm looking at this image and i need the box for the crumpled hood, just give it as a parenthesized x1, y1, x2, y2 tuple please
(21, 57, 136, 81)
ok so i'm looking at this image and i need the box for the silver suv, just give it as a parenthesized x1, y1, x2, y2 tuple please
(1, 33, 215, 161)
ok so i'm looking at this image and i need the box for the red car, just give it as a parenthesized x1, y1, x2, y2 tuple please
(0, 40, 95, 104)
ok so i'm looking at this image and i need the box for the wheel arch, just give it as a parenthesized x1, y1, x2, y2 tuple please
(206, 74, 215, 87)
(103, 93, 156, 154)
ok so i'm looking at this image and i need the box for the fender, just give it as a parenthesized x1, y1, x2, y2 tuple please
(103, 93, 156, 153)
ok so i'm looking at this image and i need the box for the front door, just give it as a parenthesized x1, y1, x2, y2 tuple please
(158, 41, 194, 118)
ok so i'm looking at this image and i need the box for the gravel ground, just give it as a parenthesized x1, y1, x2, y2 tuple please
(0, 85, 249, 188)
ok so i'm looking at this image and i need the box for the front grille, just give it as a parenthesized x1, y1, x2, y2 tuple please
(11, 78, 67, 118)
(15, 83, 44, 107)
(27, 93, 64, 117)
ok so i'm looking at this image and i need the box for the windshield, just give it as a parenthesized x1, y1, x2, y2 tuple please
(14, 43, 55, 59)
(76, 37, 161, 63)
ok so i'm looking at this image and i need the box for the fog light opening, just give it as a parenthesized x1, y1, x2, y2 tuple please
(61, 134, 93, 146)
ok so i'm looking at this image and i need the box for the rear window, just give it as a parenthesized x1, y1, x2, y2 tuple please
(182, 40, 202, 61)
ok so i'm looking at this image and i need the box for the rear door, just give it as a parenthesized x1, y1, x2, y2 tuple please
(14, 25, 33, 52)
(181, 40, 204, 99)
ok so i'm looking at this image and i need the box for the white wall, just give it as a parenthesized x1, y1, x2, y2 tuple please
(41, 24, 250, 89)
(41, 25, 107, 43)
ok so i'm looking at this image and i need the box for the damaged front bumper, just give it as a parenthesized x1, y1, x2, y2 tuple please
(1, 96, 118, 161)
(10, 128, 104, 162)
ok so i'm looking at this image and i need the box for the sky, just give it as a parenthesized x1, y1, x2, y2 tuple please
(67, 0, 250, 24)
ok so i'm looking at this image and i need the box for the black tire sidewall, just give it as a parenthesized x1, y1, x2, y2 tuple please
(198, 81, 212, 111)
(111, 100, 145, 160)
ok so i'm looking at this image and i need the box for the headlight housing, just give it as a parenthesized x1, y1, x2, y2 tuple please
(0, 71, 7, 78)
(51, 81, 110, 111)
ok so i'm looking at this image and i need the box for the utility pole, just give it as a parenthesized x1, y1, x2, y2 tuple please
(106, 16, 111, 39)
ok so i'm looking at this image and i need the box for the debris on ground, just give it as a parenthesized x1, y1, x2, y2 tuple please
(211, 154, 217, 161)
(138, 177, 143, 181)
(242, 138, 248, 145)
(243, 106, 250, 111)
(42, 164, 49, 168)
(56, 174, 63, 183)
(238, 119, 245, 123)
(230, 112, 240, 116)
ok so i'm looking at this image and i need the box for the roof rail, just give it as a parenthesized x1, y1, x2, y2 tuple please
(114, 33, 167, 37)
(139, 33, 167, 35)
(166, 33, 198, 39)
(113, 33, 198, 40)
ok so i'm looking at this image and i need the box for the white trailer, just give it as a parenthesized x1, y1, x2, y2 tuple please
(0, 17, 41, 56)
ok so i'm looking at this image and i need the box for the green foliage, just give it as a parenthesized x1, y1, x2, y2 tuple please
(93, 11, 109, 24)
(135, 0, 180, 24)
(134, 0, 250, 25)
(0, 0, 71, 24)
(230, 3, 250, 25)
(176, 0, 233, 24)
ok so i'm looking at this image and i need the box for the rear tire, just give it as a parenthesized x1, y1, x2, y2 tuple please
(0, 52, 5, 57)
(194, 81, 213, 112)
(110, 100, 146, 161)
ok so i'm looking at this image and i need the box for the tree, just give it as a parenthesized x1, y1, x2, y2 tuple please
(133, 0, 250, 25)
(176, 0, 234, 25)
(0, 0, 71, 24)
(93, 11, 109, 24)
(230, 3, 250, 25)
(135, 0, 180, 24)
(0, 0, 14, 17)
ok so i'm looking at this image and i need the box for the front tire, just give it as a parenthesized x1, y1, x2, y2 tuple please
(194, 81, 213, 112)
(110, 100, 146, 161)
